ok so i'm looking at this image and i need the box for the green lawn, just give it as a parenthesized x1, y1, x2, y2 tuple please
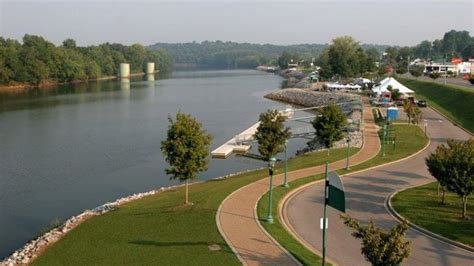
(257, 124, 429, 265)
(34, 148, 357, 265)
(399, 78, 474, 133)
(391, 182, 474, 247)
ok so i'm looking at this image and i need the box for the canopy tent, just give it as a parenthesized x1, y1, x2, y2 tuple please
(372, 77, 414, 96)
(326, 83, 362, 90)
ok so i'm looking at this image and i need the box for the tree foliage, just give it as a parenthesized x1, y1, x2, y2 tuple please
(426, 142, 451, 204)
(0, 34, 173, 86)
(402, 102, 422, 125)
(409, 64, 424, 78)
(160, 112, 212, 204)
(426, 139, 474, 219)
(341, 215, 411, 266)
(254, 109, 291, 161)
(312, 104, 347, 151)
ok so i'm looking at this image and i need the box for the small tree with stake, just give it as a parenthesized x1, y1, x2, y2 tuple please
(341, 215, 411, 266)
(426, 142, 451, 204)
(161, 112, 212, 205)
(312, 104, 347, 155)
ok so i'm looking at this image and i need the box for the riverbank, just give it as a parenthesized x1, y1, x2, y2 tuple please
(0, 71, 159, 94)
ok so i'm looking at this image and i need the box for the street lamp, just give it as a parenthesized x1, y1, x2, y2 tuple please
(382, 124, 387, 157)
(345, 137, 351, 170)
(267, 156, 277, 224)
(283, 140, 289, 188)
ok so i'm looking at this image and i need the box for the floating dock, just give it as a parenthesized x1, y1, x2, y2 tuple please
(211, 108, 294, 159)
(211, 122, 260, 159)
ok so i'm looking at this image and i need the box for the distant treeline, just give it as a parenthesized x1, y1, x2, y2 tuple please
(0, 35, 173, 86)
(148, 41, 389, 69)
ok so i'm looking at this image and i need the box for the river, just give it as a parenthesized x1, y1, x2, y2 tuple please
(0, 70, 314, 258)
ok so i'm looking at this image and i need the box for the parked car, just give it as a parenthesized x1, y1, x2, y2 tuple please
(417, 100, 427, 107)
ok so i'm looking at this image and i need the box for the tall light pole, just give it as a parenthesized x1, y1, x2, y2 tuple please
(382, 124, 387, 157)
(283, 140, 289, 188)
(322, 161, 329, 265)
(266, 156, 276, 224)
(345, 137, 351, 170)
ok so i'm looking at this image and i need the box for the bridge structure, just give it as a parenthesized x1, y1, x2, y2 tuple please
(210, 100, 362, 159)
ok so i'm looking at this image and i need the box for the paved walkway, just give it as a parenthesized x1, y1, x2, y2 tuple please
(217, 99, 381, 265)
(284, 107, 474, 265)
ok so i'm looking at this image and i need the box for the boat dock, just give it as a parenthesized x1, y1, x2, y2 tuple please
(211, 122, 260, 159)
(211, 108, 294, 159)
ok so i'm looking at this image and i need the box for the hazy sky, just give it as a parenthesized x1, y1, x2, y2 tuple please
(1, 0, 473, 46)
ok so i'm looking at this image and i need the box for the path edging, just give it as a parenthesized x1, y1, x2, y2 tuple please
(385, 185, 474, 253)
(254, 192, 302, 266)
(216, 182, 254, 266)
(278, 125, 431, 264)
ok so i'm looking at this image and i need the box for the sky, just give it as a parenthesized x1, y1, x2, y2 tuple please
(1, 0, 473, 46)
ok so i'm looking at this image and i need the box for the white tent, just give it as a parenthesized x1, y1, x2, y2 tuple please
(372, 77, 414, 96)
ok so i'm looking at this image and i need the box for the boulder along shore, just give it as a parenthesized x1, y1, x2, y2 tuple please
(265, 88, 363, 153)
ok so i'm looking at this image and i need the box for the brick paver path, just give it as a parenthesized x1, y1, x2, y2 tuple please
(217, 99, 381, 265)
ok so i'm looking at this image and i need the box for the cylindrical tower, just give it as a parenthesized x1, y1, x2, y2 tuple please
(146, 62, 155, 74)
(119, 63, 130, 78)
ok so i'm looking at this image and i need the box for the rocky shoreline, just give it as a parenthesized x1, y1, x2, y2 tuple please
(0, 166, 264, 266)
(265, 88, 363, 153)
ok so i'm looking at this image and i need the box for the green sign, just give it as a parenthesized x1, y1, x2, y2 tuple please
(327, 172, 346, 213)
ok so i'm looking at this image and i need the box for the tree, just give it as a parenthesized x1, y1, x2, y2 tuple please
(312, 104, 347, 155)
(160, 112, 212, 205)
(341, 215, 411, 266)
(426, 142, 451, 204)
(402, 101, 421, 124)
(387, 86, 402, 101)
(327, 36, 366, 78)
(254, 109, 291, 161)
(409, 64, 424, 78)
(429, 72, 440, 80)
(445, 139, 474, 219)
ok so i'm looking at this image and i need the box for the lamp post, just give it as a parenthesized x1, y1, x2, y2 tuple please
(267, 156, 276, 224)
(382, 124, 387, 157)
(283, 140, 289, 188)
(345, 137, 351, 170)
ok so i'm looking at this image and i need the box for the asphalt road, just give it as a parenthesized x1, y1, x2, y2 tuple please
(402, 73, 474, 89)
(285, 107, 473, 266)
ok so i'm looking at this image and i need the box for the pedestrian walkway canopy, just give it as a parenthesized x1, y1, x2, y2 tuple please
(372, 77, 414, 97)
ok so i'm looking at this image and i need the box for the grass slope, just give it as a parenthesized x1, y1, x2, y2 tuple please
(34, 148, 358, 265)
(257, 124, 429, 265)
(399, 78, 474, 133)
(392, 182, 473, 247)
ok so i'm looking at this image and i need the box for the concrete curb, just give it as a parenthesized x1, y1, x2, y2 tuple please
(254, 192, 302, 266)
(385, 186, 474, 253)
(216, 182, 253, 266)
(278, 124, 430, 264)
(427, 106, 473, 136)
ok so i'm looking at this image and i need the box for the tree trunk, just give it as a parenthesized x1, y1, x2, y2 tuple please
(185, 179, 189, 205)
(327, 148, 330, 156)
(462, 196, 468, 219)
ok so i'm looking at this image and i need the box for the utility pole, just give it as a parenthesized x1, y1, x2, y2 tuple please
(322, 161, 329, 265)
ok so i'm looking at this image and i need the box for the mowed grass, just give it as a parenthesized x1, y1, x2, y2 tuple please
(257, 124, 429, 265)
(392, 182, 474, 247)
(399, 78, 474, 133)
(34, 148, 356, 265)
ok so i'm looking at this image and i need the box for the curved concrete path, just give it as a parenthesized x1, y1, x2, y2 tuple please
(284, 107, 474, 266)
(217, 99, 381, 265)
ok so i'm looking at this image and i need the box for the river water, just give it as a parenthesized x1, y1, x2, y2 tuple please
(0, 70, 313, 258)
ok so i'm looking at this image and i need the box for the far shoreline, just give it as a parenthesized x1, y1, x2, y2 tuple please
(0, 71, 159, 93)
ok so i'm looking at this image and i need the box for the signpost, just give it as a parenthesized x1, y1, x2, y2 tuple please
(322, 162, 346, 265)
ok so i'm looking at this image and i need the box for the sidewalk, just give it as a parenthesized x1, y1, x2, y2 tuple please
(217, 99, 381, 265)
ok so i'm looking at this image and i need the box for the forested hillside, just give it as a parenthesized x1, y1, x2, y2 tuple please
(0, 35, 173, 86)
(148, 41, 388, 69)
